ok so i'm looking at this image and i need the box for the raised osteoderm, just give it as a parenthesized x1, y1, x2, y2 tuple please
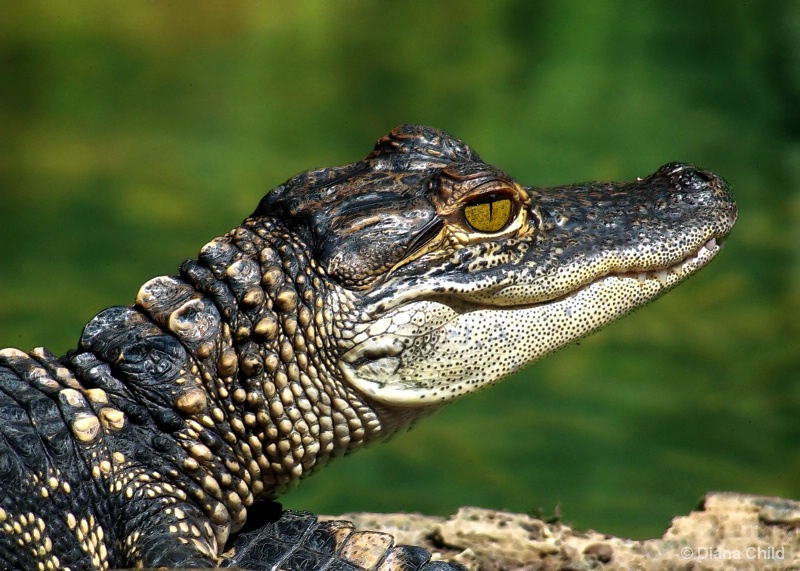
(0, 125, 737, 570)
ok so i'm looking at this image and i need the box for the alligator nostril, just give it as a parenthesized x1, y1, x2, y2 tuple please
(658, 162, 694, 177)
(679, 168, 722, 193)
(657, 163, 722, 194)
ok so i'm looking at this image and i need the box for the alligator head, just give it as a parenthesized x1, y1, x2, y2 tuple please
(259, 124, 738, 406)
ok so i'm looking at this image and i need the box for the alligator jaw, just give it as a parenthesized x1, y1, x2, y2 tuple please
(512, 235, 724, 310)
(620, 236, 721, 288)
(339, 236, 727, 407)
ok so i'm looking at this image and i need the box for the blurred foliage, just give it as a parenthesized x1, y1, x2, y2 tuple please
(1, 0, 797, 539)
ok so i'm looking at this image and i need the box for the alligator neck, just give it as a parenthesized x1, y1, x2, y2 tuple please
(67, 216, 412, 539)
(173, 217, 400, 493)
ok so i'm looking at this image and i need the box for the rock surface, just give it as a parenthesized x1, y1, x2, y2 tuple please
(328, 492, 799, 570)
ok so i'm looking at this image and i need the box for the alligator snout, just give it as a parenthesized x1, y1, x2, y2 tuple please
(646, 162, 738, 232)
(652, 162, 733, 200)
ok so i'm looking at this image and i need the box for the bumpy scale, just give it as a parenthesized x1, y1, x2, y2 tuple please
(0, 125, 737, 570)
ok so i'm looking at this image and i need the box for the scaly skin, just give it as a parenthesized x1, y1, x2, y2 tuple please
(0, 125, 737, 570)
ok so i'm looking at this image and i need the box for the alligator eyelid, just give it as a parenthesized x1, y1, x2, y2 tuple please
(405, 218, 444, 257)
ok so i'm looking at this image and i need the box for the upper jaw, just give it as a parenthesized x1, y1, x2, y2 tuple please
(363, 162, 737, 314)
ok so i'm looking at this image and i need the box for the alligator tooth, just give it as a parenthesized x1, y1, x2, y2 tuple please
(655, 269, 669, 286)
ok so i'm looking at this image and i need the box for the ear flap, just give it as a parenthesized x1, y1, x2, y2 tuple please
(252, 125, 483, 289)
(316, 193, 439, 288)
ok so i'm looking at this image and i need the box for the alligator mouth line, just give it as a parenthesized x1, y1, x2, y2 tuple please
(616, 236, 722, 286)
(437, 236, 727, 313)
(541, 236, 725, 312)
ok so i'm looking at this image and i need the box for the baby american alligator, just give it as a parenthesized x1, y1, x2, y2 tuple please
(0, 125, 737, 570)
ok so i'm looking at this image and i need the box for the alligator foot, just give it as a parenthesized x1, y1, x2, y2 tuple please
(223, 505, 465, 571)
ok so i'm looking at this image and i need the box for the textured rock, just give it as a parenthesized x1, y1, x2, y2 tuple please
(329, 492, 799, 570)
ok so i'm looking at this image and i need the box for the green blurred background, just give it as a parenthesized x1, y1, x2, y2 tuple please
(1, 1, 797, 540)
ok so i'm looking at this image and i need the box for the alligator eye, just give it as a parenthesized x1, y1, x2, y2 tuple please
(464, 195, 513, 232)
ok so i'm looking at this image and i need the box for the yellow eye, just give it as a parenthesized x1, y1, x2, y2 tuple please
(464, 197, 513, 232)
